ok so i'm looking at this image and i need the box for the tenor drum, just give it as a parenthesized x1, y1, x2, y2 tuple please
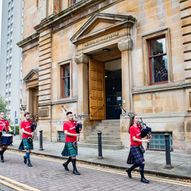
(2, 134, 13, 145)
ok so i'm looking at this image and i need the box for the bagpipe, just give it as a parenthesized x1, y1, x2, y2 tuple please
(30, 114, 38, 132)
(75, 123, 82, 133)
(138, 118, 152, 138)
(121, 107, 152, 138)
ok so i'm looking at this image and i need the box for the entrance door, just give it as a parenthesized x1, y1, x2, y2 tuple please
(29, 87, 39, 120)
(89, 58, 105, 120)
(105, 69, 122, 119)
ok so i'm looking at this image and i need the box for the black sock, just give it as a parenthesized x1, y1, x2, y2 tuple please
(129, 163, 139, 172)
(65, 157, 71, 165)
(71, 159, 77, 171)
(2, 148, 6, 154)
(139, 163, 145, 179)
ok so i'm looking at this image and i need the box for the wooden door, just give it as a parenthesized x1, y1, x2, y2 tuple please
(30, 87, 39, 120)
(89, 58, 105, 120)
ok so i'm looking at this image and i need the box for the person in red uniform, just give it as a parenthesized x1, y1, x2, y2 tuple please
(61, 111, 81, 175)
(18, 112, 33, 167)
(126, 114, 150, 183)
(0, 112, 10, 162)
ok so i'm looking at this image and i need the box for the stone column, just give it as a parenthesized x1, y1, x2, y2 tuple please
(118, 36, 133, 112)
(75, 53, 89, 141)
(75, 53, 89, 115)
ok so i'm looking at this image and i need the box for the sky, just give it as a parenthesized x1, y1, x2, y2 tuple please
(0, 0, 2, 42)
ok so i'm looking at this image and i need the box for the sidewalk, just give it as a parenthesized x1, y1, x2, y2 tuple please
(8, 135, 191, 179)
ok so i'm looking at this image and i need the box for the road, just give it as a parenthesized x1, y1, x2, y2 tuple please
(0, 151, 191, 191)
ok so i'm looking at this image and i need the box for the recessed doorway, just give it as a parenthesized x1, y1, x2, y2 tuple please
(105, 59, 122, 119)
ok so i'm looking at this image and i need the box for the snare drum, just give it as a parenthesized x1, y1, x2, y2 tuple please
(2, 134, 13, 145)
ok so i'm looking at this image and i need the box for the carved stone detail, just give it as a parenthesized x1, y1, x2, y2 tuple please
(118, 37, 133, 51)
(75, 53, 89, 64)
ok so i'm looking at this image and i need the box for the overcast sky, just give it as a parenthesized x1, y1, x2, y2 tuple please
(0, 0, 2, 42)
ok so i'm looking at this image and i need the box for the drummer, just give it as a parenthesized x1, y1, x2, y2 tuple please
(0, 112, 10, 162)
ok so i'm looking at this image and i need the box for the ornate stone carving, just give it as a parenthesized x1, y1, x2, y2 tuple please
(75, 53, 89, 64)
(118, 37, 133, 51)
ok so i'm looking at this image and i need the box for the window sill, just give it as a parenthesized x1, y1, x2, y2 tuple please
(133, 81, 191, 94)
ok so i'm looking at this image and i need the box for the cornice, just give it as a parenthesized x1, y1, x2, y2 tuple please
(17, 0, 124, 48)
(17, 33, 39, 48)
(34, 0, 106, 32)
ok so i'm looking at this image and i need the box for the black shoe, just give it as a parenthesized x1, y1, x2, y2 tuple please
(27, 159, 33, 167)
(126, 169, 132, 178)
(73, 169, 80, 175)
(23, 156, 27, 164)
(27, 162, 33, 167)
(141, 178, 149, 184)
(63, 163, 69, 171)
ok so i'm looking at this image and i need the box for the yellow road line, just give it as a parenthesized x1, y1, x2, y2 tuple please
(0, 175, 40, 191)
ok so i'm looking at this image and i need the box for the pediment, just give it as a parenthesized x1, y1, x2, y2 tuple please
(71, 13, 136, 44)
(24, 69, 39, 82)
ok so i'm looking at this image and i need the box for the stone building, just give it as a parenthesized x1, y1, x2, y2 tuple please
(18, 0, 191, 152)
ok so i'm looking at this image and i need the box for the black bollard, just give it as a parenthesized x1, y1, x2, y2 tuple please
(39, 130, 44, 151)
(97, 130, 103, 159)
(164, 133, 173, 169)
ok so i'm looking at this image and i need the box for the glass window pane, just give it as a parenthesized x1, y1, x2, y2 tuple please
(64, 65, 70, 77)
(64, 77, 70, 97)
(150, 37, 166, 56)
(151, 55, 168, 83)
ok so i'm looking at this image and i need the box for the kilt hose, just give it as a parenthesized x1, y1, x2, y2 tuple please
(62, 142, 78, 157)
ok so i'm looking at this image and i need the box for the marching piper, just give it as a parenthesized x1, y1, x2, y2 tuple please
(126, 114, 150, 183)
(19, 112, 33, 167)
(61, 111, 81, 175)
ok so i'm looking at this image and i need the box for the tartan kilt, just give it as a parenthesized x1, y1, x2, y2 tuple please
(18, 138, 33, 150)
(127, 146, 144, 164)
(61, 142, 78, 157)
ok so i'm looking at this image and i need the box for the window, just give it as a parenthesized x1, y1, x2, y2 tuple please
(143, 29, 171, 86)
(60, 64, 70, 98)
(148, 36, 168, 84)
(69, 0, 81, 6)
(57, 0, 62, 12)
(148, 132, 173, 151)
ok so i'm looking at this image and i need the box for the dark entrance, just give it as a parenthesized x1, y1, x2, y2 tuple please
(105, 69, 122, 119)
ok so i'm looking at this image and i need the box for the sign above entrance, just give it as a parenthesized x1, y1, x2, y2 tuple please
(83, 32, 119, 48)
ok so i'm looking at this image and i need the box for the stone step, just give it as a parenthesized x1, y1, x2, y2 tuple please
(88, 132, 120, 137)
(97, 121, 120, 125)
(101, 119, 120, 123)
(83, 119, 123, 150)
(84, 139, 122, 145)
(96, 125, 120, 129)
(78, 142, 124, 150)
(96, 128, 120, 132)
(87, 133, 120, 140)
